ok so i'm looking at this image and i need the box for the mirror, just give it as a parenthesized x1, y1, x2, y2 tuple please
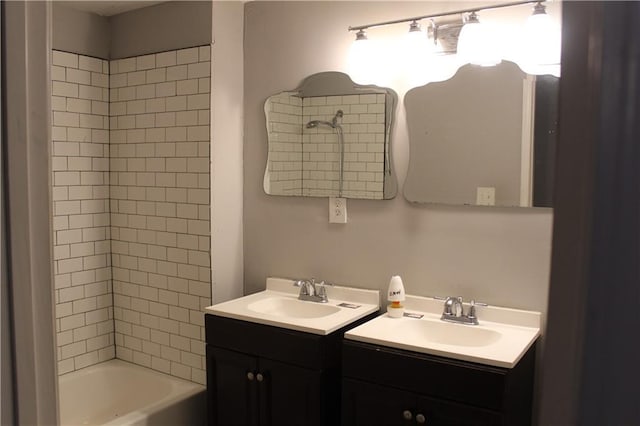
(404, 61, 558, 208)
(264, 72, 398, 200)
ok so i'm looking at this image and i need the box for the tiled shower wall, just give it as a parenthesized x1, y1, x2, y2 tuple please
(109, 47, 211, 384)
(51, 47, 211, 384)
(265, 92, 303, 195)
(51, 51, 115, 375)
(302, 94, 386, 199)
(266, 93, 386, 199)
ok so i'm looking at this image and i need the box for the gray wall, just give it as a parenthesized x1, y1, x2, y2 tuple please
(52, 1, 212, 60)
(52, 4, 110, 59)
(243, 1, 553, 313)
(110, 1, 212, 59)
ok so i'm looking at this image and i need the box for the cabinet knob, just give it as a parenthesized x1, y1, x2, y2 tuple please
(247, 372, 255, 381)
(402, 410, 413, 421)
(416, 413, 426, 424)
(256, 373, 264, 382)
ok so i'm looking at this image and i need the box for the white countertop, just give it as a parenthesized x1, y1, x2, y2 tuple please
(345, 295, 541, 368)
(204, 277, 380, 335)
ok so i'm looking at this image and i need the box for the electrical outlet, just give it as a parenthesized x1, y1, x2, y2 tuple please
(476, 187, 496, 206)
(329, 197, 347, 224)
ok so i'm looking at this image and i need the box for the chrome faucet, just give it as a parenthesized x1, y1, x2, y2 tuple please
(439, 296, 487, 325)
(293, 278, 332, 303)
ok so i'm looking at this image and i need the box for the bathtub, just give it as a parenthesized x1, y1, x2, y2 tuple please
(58, 359, 205, 426)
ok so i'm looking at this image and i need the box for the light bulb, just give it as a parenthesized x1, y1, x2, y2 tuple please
(402, 21, 435, 87)
(457, 12, 502, 67)
(347, 29, 378, 84)
(520, 2, 561, 75)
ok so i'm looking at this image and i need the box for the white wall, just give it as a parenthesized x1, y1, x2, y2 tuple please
(211, 2, 245, 303)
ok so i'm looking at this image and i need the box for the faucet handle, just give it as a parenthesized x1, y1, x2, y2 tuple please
(316, 281, 332, 302)
(468, 300, 488, 319)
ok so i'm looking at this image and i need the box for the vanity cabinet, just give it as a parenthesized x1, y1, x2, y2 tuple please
(341, 340, 536, 426)
(205, 313, 376, 426)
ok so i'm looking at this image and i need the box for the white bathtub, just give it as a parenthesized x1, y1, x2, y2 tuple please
(58, 359, 205, 426)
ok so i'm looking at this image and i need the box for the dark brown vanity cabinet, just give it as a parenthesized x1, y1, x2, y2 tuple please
(341, 340, 537, 426)
(205, 314, 376, 426)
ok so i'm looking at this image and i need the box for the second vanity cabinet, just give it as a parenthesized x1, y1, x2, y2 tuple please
(341, 340, 536, 426)
(205, 313, 376, 426)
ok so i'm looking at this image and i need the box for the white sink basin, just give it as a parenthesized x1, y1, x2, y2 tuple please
(345, 295, 540, 368)
(204, 278, 380, 335)
(404, 319, 502, 347)
(248, 296, 341, 319)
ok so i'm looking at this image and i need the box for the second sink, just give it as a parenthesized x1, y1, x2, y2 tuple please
(404, 319, 502, 347)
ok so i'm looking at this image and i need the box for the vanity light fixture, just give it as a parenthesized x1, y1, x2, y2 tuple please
(347, 0, 559, 79)
(457, 12, 502, 67)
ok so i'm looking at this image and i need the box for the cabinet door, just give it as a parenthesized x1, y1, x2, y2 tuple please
(342, 379, 416, 426)
(415, 395, 503, 426)
(259, 358, 324, 426)
(207, 346, 259, 426)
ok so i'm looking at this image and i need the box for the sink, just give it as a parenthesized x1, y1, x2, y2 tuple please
(345, 295, 540, 368)
(404, 319, 501, 347)
(248, 296, 341, 319)
(204, 277, 380, 335)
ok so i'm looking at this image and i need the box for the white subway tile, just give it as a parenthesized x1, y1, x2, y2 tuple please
(198, 110, 210, 125)
(176, 111, 197, 126)
(198, 46, 211, 61)
(166, 127, 186, 142)
(127, 70, 146, 86)
(115, 58, 136, 73)
(180, 350, 201, 368)
(136, 84, 156, 100)
(156, 82, 176, 98)
(177, 79, 198, 95)
(52, 65, 66, 82)
(110, 73, 127, 89)
(59, 286, 84, 303)
(66, 68, 91, 85)
(176, 48, 199, 65)
(156, 51, 177, 68)
(61, 341, 86, 359)
(155, 112, 176, 127)
(146, 128, 166, 142)
(78, 56, 103, 73)
(79, 85, 104, 101)
(54, 111, 80, 127)
(146, 68, 166, 84)
(136, 54, 156, 71)
(53, 51, 79, 69)
(166, 65, 187, 81)
(198, 78, 210, 94)
(187, 62, 210, 79)
(187, 94, 209, 110)
(187, 126, 209, 141)
(136, 113, 155, 129)
(187, 158, 209, 173)
(145, 98, 166, 113)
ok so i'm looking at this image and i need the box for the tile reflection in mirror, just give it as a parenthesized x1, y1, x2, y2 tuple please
(264, 72, 398, 200)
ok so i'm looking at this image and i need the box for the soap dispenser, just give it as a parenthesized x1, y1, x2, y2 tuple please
(387, 275, 405, 318)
